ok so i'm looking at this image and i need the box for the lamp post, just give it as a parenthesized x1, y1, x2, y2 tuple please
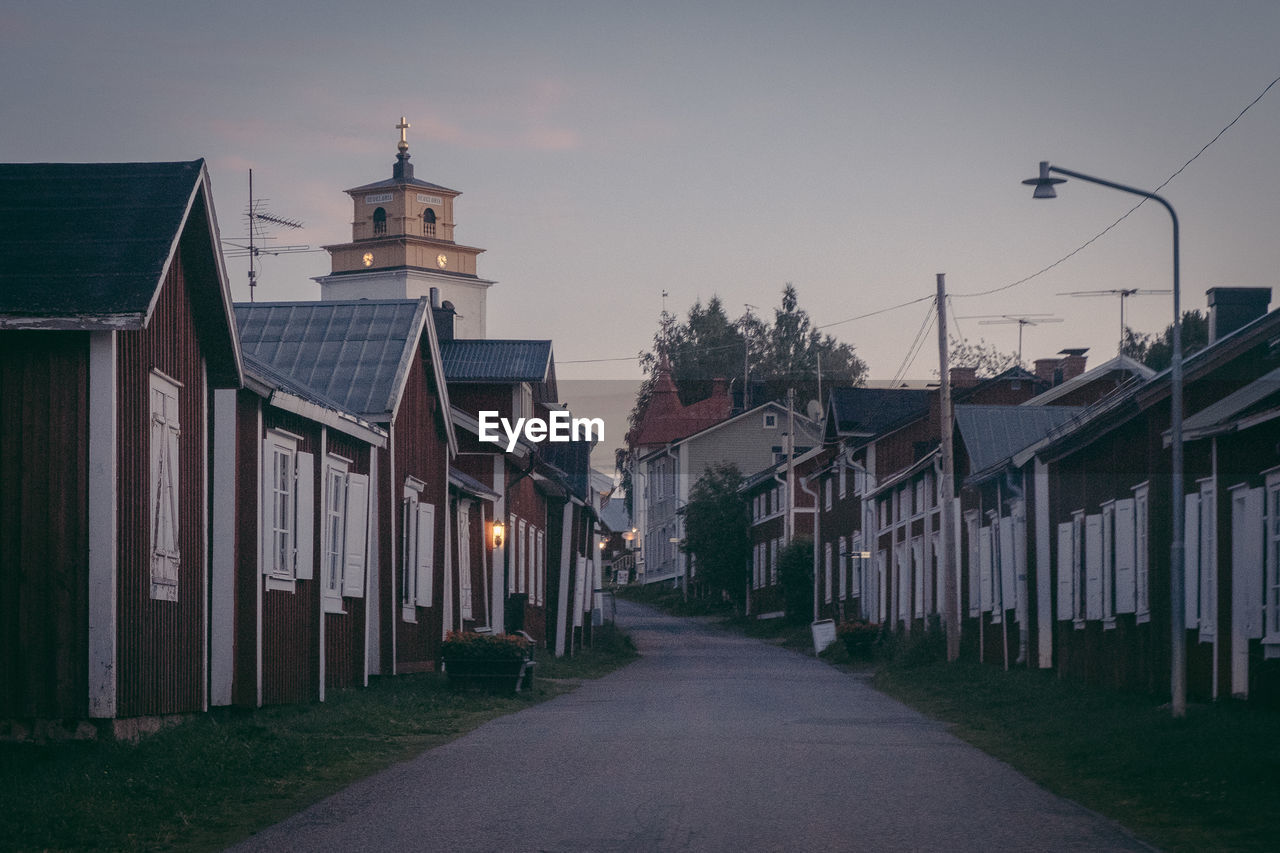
(1022, 161, 1185, 717)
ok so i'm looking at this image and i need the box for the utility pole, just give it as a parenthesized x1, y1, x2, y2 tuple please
(937, 274, 960, 661)
(786, 387, 796, 542)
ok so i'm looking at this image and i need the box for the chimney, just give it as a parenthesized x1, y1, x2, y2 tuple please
(1207, 287, 1271, 343)
(1059, 348, 1088, 382)
(710, 377, 729, 399)
(1034, 358, 1059, 385)
(950, 366, 978, 389)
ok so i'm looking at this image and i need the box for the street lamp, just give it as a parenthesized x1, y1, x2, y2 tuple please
(1022, 160, 1186, 717)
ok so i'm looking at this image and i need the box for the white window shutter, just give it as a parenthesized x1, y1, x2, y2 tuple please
(1085, 514, 1102, 621)
(342, 473, 370, 598)
(912, 537, 924, 616)
(293, 451, 314, 580)
(999, 517, 1016, 611)
(838, 538, 848, 600)
(1233, 487, 1264, 639)
(1057, 522, 1074, 621)
(416, 502, 435, 607)
(1199, 484, 1217, 640)
(966, 515, 980, 617)
(260, 439, 273, 576)
(979, 526, 993, 613)
(458, 504, 473, 620)
(1115, 499, 1136, 613)
(1185, 493, 1200, 628)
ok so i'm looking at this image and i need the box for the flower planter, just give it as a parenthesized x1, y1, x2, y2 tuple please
(836, 621, 880, 659)
(440, 631, 536, 693)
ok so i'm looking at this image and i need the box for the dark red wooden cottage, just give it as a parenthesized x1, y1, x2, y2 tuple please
(209, 353, 387, 708)
(0, 161, 242, 737)
(235, 298, 455, 677)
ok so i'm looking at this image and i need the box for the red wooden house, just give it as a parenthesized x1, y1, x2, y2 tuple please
(442, 336, 560, 648)
(0, 161, 242, 736)
(1035, 289, 1280, 702)
(235, 298, 456, 677)
(209, 354, 387, 708)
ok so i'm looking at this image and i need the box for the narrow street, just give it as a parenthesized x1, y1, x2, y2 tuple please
(231, 601, 1151, 852)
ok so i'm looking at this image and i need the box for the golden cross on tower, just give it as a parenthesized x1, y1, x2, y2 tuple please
(396, 116, 411, 151)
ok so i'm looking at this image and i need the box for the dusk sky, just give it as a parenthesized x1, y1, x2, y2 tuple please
(5, 1, 1279, 391)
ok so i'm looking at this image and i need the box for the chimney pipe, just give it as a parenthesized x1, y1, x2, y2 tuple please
(1207, 287, 1271, 343)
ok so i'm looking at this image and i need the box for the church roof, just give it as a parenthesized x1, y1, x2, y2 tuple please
(0, 159, 242, 385)
(347, 175, 458, 194)
(441, 339, 553, 383)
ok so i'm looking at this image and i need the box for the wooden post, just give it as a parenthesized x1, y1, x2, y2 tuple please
(937, 274, 961, 661)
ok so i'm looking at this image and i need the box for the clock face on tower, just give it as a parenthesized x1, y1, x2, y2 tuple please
(437, 253, 448, 268)
(362, 251, 374, 268)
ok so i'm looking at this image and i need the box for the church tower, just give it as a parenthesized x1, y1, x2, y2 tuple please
(315, 118, 494, 338)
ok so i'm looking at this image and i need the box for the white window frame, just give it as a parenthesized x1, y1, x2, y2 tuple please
(458, 500, 473, 621)
(825, 478, 833, 511)
(763, 412, 778, 429)
(322, 456, 350, 613)
(770, 538, 779, 585)
(1198, 477, 1217, 642)
(1101, 500, 1116, 628)
(1265, 472, 1280, 655)
(1072, 511, 1085, 628)
(537, 528, 545, 608)
(262, 429, 313, 591)
(401, 478, 433, 620)
(824, 541, 833, 603)
(149, 372, 181, 602)
(838, 536, 848, 600)
(1133, 483, 1151, 623)
(838, 465, 847, 500)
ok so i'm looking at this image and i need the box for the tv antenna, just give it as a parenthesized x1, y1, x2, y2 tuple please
(1058, 288, 1172, 354)
(958, 314, 1063, 365)
(224, 169, 309, 301)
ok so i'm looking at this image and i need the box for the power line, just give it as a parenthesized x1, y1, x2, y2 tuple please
(558, 70, 1280, 364)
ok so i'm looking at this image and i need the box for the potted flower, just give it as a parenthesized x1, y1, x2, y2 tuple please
(836, 620, 880, 659)
(441, 631, 536, 692)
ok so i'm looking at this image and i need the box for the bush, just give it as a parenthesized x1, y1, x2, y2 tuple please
(777, 537, 814, 623)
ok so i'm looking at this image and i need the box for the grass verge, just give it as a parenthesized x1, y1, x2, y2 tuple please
(0, 635, 637, 853)
(874, 659, 1280, 853)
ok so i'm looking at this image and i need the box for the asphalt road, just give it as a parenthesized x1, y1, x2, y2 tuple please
(229, 600, 1152, 852)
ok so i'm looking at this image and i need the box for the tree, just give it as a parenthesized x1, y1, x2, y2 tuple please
(681, 463, 751, 608)
(756, 284, 867, 404)
(777, 536, 814, 623)
(627, 285, 866, 438)
(1121, 310, 1209, 371)
(948, 336, 1021, 377)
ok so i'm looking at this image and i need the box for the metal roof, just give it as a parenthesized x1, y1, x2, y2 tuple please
(598, 500, 631, 534)
(826, 386, 932, 439)
(347, 175, 458, 194)
(236, 299, 426, 419)
(955, 405, 1083, 478)
(441, 339, 552, 383)
(449, 467, 500, 500)
(1174, 366, 1280, 442)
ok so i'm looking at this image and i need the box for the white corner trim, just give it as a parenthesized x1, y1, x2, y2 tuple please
(210, 388, 237, 706)
(87, 332, 118, 718)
